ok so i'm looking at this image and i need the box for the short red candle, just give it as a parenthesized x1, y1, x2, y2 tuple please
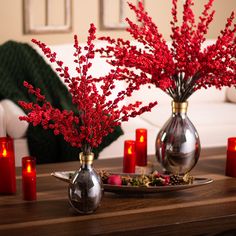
(0, 137, 16, 194)
(22, 156, 36, 201)
(136, 128, 147, 166)
(123, 140, 136, 173)
(226, 137, 236, 177)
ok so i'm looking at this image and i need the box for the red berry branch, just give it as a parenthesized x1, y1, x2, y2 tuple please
(98, 0, 236, 102)
(18, 24, 157, 154)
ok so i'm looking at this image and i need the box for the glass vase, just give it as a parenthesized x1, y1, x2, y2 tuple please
(155, 101, 201, 174)
(68, 152, 103, 214)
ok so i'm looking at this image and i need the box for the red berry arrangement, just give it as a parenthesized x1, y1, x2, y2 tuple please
(98, 0, 236, 102)
(18, 24, 157, 155)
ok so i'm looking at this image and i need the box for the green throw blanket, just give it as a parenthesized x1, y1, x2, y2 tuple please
(0, 41, 123, 164)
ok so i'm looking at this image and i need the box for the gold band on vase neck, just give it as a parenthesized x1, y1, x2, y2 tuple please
(79, 152, 94, 165)
(172, 101, 188, 113)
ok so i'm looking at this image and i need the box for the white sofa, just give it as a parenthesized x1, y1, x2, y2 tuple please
(1, 40, 236, 166)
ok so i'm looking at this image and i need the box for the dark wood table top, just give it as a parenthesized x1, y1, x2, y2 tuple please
(1, 152, 236, 236)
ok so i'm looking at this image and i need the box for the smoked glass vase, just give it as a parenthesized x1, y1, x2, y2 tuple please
(155, 101, 201, 174)
(68, 152, 103, 214)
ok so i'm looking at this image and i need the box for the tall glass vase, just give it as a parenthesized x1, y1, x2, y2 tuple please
(155, 101, 201, 174)
(68, 152, 103, 214)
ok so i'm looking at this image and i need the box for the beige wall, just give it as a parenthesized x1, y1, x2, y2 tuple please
(0, 0, 235, 46)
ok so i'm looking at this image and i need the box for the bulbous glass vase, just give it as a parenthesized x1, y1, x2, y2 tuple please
(68, 152, 103, 214)
(155, 101, 201, 174)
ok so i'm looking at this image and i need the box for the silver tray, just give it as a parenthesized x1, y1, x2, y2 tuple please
(51, 171, 213, 194)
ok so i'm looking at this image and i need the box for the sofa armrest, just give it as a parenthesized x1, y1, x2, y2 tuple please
(0, 103, 6, 137)
(0, 99, 29, 139)
(226, 87, 236, 103)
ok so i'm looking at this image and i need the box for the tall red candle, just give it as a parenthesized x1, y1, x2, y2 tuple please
(226, 137, 236, 177)
(123, 140, 136, 173)
(22, 156, 36, 201)
(0, 137, 16, 194)
(136, 128, 147, 166)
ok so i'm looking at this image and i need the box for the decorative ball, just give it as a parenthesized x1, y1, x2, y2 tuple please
(107, 175, 122, 186)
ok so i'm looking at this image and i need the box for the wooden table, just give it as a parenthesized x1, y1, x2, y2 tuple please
(1, 151, 236, 236)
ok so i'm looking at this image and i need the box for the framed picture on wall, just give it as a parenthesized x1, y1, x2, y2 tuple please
(23, 0, 72, 34)
(100, 0, 144, 30)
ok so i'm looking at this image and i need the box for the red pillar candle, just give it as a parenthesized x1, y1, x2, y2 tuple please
(136, 128, 147, 166)
(0, 137, 16, 194)
(225, 137, 236, 177)
(22, 156, 36, 201)
(123, 140, 136, 173)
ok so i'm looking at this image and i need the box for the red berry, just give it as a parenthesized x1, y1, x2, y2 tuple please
(164, 176, 170, 186)
(107, 175, 122, 186)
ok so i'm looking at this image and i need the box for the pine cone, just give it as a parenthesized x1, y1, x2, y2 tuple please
(170, 174, 183, 185)
(98, 169, 110, 184)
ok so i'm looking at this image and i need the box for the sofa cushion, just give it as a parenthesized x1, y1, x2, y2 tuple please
(188, 87, 226, 103)
(33, 42, 127, 107)
(127, 85, 226, 107)
(34, 41, 113, 78)
(141, 102, 236, 127)
(226, 87, 236, 103)
(188, 102, 236, 127)
(126, 84, 172, 107)
(196, 124, 236, 148)
(99, 116, 158, 159)
(140, 101, 236, 148)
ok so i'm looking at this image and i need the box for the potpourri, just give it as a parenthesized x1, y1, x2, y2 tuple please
(98, 170, 194, 187)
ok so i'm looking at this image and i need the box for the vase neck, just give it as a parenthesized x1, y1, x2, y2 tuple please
(79, 152, 94, 166)
(171, 101, 188, 114)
